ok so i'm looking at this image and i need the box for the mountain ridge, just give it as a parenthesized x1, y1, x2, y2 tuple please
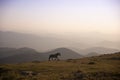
(0, 47, 82, 64)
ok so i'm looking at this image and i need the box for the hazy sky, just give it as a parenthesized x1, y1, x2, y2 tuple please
(0, 0, 120, 35)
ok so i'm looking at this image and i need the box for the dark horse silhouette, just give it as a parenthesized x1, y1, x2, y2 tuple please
(49, 53, 61, 61)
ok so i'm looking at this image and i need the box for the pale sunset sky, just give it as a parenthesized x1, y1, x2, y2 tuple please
(0, 0, 120, 36)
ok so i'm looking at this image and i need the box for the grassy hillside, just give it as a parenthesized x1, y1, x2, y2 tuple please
(0, 52, 120, 80)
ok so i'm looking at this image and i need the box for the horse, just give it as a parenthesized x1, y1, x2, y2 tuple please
(49, 53, 61, 61)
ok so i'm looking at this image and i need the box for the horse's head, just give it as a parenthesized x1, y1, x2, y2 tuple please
(56, 52, 61, 56)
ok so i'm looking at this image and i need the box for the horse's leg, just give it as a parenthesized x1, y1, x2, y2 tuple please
(49, 56, 51, 61)
(54, 58, 57, 61)
(55, 57, 58, 61)
(56, 57, 60, 61)
(57, 58, 59, 61)
(50, 57, 53, 61)
(52, 57, 54, 61)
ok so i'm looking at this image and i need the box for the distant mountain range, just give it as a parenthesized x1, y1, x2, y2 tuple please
(0, 31, 86, 52)
(80, 47, 120, 56)
(1, 31, 119, 52)
(0, 46, 119, 64)
(0, 47, 83, 64)
(85, 52, 100, 57)
(0, 31, 119, 63)
(0, 47, 46, 63)
(96, 40, 120, 49)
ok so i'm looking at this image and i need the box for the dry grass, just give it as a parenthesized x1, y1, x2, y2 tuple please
(0, 52, 120, 80)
